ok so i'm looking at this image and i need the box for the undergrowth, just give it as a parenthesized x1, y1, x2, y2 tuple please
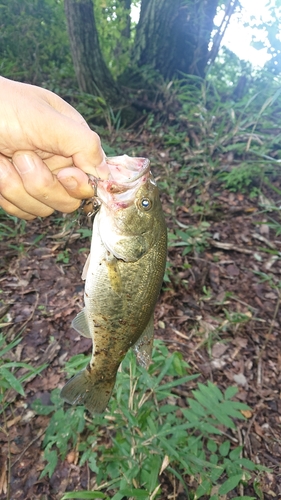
(145, 73, 281, 204)
(0, 333, 47, 415)
(32, 341, 266, 500)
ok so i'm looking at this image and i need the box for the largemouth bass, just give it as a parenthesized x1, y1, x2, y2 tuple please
(61, 155, 167, 414)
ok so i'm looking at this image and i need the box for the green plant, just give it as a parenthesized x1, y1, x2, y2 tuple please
(33, 341, 265, 499)
(0, 0, 73, 86)
(0, 333, 47, 415)
(218, 162, 263, 194)
(56, 249, 70, 264)
(0, 210, 27, 240)
(168, 221, 211, 256)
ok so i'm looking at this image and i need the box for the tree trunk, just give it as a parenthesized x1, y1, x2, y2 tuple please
(120, 0, 131, 39)
(132, 0, 219, 80)
(64, 0, 119, 101)
(63, 0, 223, 119)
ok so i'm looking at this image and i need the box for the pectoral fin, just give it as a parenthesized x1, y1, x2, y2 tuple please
(133, 314, 154, 368)
(112, 235, 149, 262)
(72, 308, 91, 338)
(82, 253, 91, 280)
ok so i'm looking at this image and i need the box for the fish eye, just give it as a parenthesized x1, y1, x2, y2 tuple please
(140, 197, 152, 210)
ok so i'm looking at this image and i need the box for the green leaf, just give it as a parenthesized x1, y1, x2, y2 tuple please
(31, 399, 55, 415)
(146, 455, 161, 492)
(229, 446, 243, 460)
(1, 361, 39, 370)
(207, 381, 224, 401)
(200, 422, 222, 435)
(111, 493, 125, 500)
(195, 478, 212, 498)
(207, 439, 217, 453)
(0, 335, 22, 357)
(236, 458, 257, 471)
(172, 352, 186, 376)
(218, 474, 243, 494)
(40, 449, 58, 479)
(61, 493, 108, 499)
(0, 367, 25, 396)
(219, 440, 230, 457)
(224, 386, 238, 399)
(158, 374, 199, 392)
(153, 354, 174, 386)
(118, 489, 149, 499)
(210, 465, 224, 482)
(187, 398, 206, 417)
(181, 408, 199, 423)
(209, 454, 219, 465)
(231, 497, 256, 500)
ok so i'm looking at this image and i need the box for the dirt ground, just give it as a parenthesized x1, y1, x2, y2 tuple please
(0, 142, 281, 499)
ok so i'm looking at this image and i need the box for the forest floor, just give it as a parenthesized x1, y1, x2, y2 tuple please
(0, 129, 281, 500)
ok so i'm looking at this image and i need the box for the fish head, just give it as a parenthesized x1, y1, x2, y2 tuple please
(113, 174, 162, 231)
(97, 172, 166, 262)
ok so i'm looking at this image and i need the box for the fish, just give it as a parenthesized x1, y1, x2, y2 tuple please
(60, 155, 167, 414)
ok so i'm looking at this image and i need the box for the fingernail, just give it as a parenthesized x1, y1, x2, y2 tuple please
(59, 176, 78, 190)
(14, 155, 36, 174)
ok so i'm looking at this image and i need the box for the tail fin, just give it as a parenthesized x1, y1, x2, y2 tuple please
(60, 368, 116, 414)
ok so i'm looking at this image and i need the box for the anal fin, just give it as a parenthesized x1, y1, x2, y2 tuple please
(133, 314, 154, 368)
(72, 308, 91, 338)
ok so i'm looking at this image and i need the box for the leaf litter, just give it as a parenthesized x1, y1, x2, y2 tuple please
(0, 131, 281, 499)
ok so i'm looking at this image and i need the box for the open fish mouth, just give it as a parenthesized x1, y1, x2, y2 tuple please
(92, 155, 151, 208)
(105, 155, 151, 184)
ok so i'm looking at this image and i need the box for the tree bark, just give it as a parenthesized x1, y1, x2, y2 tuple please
(119, 0, 131, 39)
(133, 0, 219, 80)
(64, 0, 119, 101)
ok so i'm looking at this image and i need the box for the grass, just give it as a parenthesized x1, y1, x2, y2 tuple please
(0, 333, 47, 415)
(32, 341, 266, 499)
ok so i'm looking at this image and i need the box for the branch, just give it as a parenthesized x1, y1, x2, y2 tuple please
(208, 0, 240, 68)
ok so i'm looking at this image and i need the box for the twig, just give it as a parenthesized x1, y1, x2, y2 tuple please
(171, 327, 193, 341)
(11, 429, 45, 468)
(252, 232, 276, 250)
(256, 346, 263, 388)
(208, 239, 256, 255)
(244, 411, 259, 450)
(230, 295, 259, 313)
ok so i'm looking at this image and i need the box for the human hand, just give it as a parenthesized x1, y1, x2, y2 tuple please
(0, 77, 109, 219)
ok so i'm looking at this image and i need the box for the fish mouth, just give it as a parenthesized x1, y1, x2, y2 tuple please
(105, 156, 150, 185)
(94, 155, 151, 208)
